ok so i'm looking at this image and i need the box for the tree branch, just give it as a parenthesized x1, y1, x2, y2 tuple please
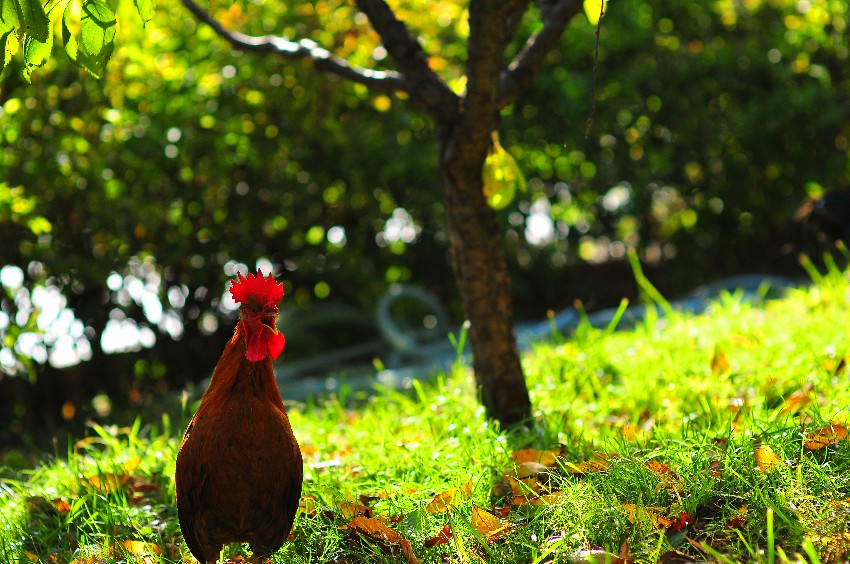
(498, 0, 583, 108)
(181, 0, 405, 93)
(461, 0, 518, 151)
(353, 0, 458, 121)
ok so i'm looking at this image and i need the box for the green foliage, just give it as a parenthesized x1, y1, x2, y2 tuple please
(1, 0, 140, 80)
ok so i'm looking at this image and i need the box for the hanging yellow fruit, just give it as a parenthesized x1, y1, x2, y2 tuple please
(482, 132, 526, 210)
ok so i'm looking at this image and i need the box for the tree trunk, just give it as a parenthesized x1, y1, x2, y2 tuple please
(437, 125, 532, 427)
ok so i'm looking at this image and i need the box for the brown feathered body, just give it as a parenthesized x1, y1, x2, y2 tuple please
(175, 321, 303, 563)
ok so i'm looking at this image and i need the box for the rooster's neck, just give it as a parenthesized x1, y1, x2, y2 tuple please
(199, 322, 286, 411)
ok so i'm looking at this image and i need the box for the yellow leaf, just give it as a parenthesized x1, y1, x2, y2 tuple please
(583, 0, 605, 26)
(339, 502, 373, 519)
(754, 445, 782, 472)
(565, 453, 616, 475)
(511, 449, 559, 467)
(804, 423, 848, 450)
(622, 503, 674, 528)
(425, 480, 473, 513)
(122, 540, 163, 556)
(472, 505, 510, 541)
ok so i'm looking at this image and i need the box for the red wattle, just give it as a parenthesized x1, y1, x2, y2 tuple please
(243, 323, 286, 362)
(267, 331, 285, 360)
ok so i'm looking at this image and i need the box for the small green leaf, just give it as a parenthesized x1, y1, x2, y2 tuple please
(0, 30, 11, 74)
(77, 35, 110, 77)
(80, 0, 114, 56)
(0, 0, 22, 33)
(20, 0, 48, 42)
(22, 25, 51, 80)
(61, 0, 76, 60)
(133, 0, 153, 25)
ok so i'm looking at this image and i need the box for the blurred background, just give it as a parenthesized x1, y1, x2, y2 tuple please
(0, 0, 847, 448)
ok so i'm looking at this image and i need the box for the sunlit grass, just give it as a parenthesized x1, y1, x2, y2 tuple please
(2, 265, 850, 563)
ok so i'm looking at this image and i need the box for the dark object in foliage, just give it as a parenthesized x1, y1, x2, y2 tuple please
(175, 270, 303, 563)
(796, 190, 850, 246)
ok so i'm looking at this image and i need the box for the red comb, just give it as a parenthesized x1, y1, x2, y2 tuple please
(229, 269, 284, 308)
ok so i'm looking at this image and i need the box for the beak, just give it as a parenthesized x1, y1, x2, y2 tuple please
(261, 311, 280, 334)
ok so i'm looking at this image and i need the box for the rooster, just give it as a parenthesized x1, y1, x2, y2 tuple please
(175, 270, 303, 563)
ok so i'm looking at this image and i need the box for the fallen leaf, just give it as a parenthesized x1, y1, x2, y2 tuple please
(506, 474, 548, 498)
(339, 502, 373, 519)
(665, 512, 693, 533)
(711, 345, 730, 375)
(808, 532, 850, 562)
(492, 504, 511, 517)
(780, 389, 811, 414)
(425, 480, 473, 513)
(804, 423, 848, 450)
(80, 456, 141, 493)
(122, 540, 163, 556)
(516, 461, 549, 479)
(424, 524, 452, 548)
(754, 445, 782, 473)
(724, 505, 748, 530)
(340, 516, 419, 564)
(472, 505, 510, 542)
(565, 453, 616, 475)
(126, 476, 161, 505)
(511, 448, 559, 466)
(622, 504, 675, 528)
(26, 497, 71, 516)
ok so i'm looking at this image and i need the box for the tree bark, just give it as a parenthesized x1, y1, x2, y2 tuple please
(437, 125, 531, 427)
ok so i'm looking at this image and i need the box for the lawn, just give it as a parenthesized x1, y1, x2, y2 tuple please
(1, 264, 850, 563)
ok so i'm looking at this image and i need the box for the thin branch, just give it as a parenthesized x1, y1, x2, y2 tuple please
(497, 0, 583, 108)
(181, 0, 405, 93)
(354, 0, 458, 120)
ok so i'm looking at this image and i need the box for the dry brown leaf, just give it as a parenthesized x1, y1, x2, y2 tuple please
(471, 505, 510, 542)
(340, 516, 419, 564)
(565, 453, 616, 475)
(26, 497, 71, 516)
(339, 502, 373, 519)
(754, 445, 782, 472)
(506, 474, 548, 498)
(807, 533, 850, 563)
(423, 524, 452, 548)
(804, 423, 848, 450)
(724, 505, 748, 530)
(646, 460, 675, 475)
(711, 345, 730, 375)
(622, 503, 676, 528)
(511, 448, 559, 466)
(780, 389, 811, 414)
(425, 480, 473, 513)
(647, 460, 683, 494)
(80, 456, 141, 494)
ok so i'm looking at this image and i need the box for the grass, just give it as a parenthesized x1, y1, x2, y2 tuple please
(2, 264, 850, 563)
